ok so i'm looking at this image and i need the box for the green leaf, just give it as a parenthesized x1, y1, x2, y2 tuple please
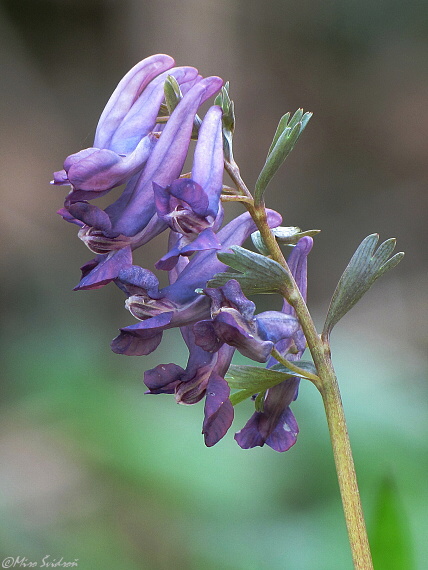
(370, 476, 415, 570)
(323, 234, 404, 337)
(254, 109, 312, 204)
(251, 226, 321, 254)
(226, 365, 295, 406)
(207, 245, 292, 294)
(226, 364, 294, 390)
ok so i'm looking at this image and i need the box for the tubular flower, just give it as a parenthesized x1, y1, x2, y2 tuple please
(153, 105, 224, 270)
(234, 236, 313, 451)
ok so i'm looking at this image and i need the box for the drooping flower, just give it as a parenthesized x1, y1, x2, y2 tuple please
(234, 236, 313, 451)
(154, 104, 224, 270)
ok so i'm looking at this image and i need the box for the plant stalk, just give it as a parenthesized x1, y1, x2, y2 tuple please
(224, 167, 374, 568)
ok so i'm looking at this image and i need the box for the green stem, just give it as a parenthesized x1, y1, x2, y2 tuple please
(226, 165, 373, 568)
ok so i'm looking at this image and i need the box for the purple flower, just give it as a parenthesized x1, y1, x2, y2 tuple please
(154, 105, 224, 270)
(144, 327, 235, 447)
(193, 279, 300, 362)
(53, 54, 199, 200)
(110, 209, 282, 356)
(234, 236, 313, 452)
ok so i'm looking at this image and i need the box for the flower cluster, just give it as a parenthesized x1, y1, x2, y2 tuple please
(54, 54, 312, 451)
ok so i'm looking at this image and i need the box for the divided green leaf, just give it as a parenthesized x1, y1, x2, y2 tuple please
(207, 245, 292, 294)
(323, 234, 404, 337)
(226, 365, 294, 406)
(255, 109, 312, 204)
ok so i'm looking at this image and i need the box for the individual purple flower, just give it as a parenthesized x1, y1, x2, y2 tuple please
(193, 279, 300, 362)
(110, 209, 282, 356)
(153, 105, 224, 270)
(53, 54, 199, 200)
(234, 236, 313, 452)
(144, 327, 235, 447)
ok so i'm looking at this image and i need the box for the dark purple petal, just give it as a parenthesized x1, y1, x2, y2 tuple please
(111, 312, 174, 356)
(74, 246, 133, 290)
(155, 228, 221, 271)
(56, 208, 84, 227)
(192, 319, 223, 353)
(67, 202, 112, 233)
(144, 363, 185, 394)
(203, 374, 234, 447)
(234, 378, 300, 451)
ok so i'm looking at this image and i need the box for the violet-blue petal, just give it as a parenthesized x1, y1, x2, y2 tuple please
(255, 311, 300, 343)
(94, 54, 175, 150)
(155, 178, 210, 219)
(61, 136, 156, 194)
(160, 209, 282, 306)
(106, 65, 200, 154)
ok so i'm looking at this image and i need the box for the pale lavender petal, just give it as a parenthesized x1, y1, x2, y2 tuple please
(192, 105, 224, 217)
(94, 54, 175, 149)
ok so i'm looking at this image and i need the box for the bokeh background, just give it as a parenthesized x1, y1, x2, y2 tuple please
(1, 1, 427, 568)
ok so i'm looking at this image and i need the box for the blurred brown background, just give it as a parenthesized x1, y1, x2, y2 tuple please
(1, 1, 427, 569)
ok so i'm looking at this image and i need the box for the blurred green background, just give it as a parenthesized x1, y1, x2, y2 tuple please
(1, 1, 427, 568)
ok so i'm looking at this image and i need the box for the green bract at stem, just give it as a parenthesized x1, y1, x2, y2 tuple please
(225, 157, 373, 570)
